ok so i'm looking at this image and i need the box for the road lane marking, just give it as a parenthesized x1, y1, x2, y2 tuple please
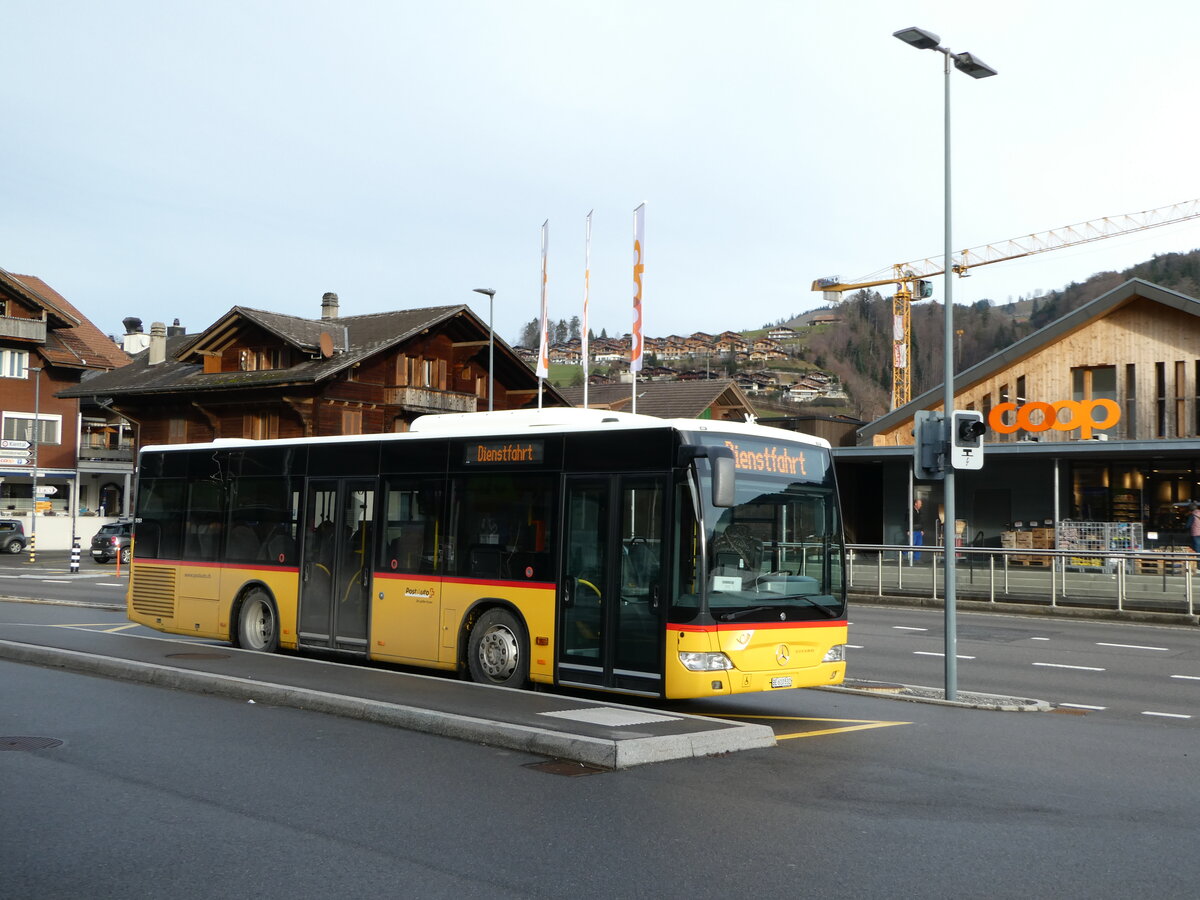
(1031, 637, 1050, 641)
(41, 579, 73, 583)
(710, 714, 911, 740)
(846, 644, 865, 649)
(1032, 662, 1105, 671)
(96, 582, 124, 586)
(1096, 642, 1170, 652)
(103, 624, 140, 633)
(1142, 711, 1192, 719)
(914, 651, 975, 659)
(893, 626, 928, 632)
(1170, 674, 1200, 681)
(1059, 703, 1107, 711)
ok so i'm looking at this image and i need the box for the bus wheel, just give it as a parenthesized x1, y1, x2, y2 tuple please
(467, 608, 529, 688)
(237, 589, 279, 653)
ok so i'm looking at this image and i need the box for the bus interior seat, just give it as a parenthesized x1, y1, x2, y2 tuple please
(469, 545, 502, 578)
(227, 524, 260, 561)
(263, 526, 295, 565)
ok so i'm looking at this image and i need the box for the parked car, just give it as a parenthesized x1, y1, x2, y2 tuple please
(1, 519, 28, 554)
(91, 521, 133, 564)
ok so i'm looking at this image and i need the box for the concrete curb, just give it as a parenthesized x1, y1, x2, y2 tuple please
(819, 681, 1051, 712)
(0, 639, 775, 769)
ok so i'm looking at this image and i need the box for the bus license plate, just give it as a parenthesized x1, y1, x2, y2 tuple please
(770, 676, 793, 689)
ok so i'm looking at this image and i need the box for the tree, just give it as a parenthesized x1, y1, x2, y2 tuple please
(517, 318, 540, 348)
(569, 316, 581, 341)
(554, 318, 569, 344)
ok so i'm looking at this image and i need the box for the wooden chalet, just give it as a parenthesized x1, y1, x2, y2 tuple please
(60, 295, 565, 448)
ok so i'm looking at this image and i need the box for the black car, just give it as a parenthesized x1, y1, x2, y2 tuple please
(90, 521, 133, 564)
(1, 519, 28, 554)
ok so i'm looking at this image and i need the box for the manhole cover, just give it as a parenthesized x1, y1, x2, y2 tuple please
(165, 652, 232, 660)
(523, 759, 608, 777)
(0, 736, 64, 752)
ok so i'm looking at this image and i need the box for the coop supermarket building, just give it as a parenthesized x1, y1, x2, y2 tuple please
(830, 279, 1200, 553)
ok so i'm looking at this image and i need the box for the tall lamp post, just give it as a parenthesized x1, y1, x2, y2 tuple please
(893, 26, 996, 701)
(473, 288, 497, 411)
(28, 365, 43, 563)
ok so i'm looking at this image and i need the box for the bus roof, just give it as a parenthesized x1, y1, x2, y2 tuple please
(140, 408, 831, 455)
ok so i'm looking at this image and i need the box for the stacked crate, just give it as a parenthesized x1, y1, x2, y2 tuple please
(1010, 529, 1051, 566)
(1135, 547, 1194, 575)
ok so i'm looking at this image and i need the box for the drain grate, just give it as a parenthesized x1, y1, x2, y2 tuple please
(1, 736, 64, 752)
(524, 759, 608, 777)
(165, 652, 232, 660)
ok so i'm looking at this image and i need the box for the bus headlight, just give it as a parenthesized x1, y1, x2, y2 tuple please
(679, 651, 734, 671)
(822, 644, 846, 663)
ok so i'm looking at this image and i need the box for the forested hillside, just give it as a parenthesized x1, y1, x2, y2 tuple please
(791, 248, 1200, 420)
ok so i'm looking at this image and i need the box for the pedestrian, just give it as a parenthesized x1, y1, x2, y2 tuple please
(912, 497, 928, 563)
(1188, 502, 1200, 554)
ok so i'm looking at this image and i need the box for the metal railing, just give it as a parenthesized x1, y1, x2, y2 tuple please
(847, 543, 1197, 619)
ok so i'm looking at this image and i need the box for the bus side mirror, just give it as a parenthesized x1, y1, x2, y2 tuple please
(709, 448, 736, 508)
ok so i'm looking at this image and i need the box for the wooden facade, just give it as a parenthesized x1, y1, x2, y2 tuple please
(61, 302, 563, 451)
(863, 280, 1200, 447)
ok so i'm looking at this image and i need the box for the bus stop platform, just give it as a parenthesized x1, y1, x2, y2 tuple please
(0, 624, 776, 770)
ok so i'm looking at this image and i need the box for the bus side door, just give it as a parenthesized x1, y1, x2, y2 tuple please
(298, 478, 375, 654)
(559, 475, 667, 696)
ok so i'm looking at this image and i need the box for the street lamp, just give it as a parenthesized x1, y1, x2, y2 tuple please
(473, 288, 497, 411)
(894, 26, 996, 701)
(27, 365, 42, 563)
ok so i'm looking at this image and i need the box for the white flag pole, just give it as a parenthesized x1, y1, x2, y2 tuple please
(631, 203, 645, 414)
(582, 210, 592, 409)
(537, 220, 550, 409)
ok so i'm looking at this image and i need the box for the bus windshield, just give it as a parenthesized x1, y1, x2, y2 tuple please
(693, 443, 845, 624)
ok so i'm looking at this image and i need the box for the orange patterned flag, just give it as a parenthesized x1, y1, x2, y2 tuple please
(630, 203, 645, 373)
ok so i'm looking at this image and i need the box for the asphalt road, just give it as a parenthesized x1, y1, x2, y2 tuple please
(4, 585, 1200, 895)
(4, 641, 1199, 898)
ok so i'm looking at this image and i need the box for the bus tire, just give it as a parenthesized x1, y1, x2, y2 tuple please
(237, 588, 280, 653)
(467, 608, 529, 688)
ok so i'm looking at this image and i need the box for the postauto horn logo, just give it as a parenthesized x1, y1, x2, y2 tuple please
(987, 399, 1120, 441)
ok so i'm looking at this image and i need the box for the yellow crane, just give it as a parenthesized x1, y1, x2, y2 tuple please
(812, 198, 1200, 410)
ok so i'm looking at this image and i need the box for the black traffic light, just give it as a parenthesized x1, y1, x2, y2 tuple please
(913, 410, 946, 480)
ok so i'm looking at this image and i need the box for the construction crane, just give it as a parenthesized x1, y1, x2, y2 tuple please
(812, 198, 1200, 409)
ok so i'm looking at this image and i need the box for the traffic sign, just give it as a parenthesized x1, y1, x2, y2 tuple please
(0, 457, 30, 466)
(35, 485, 57, 496)
(0, 439, 30, 450)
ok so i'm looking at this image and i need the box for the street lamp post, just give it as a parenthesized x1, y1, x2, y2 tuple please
(894, 26, 996, 701)
(28, 365, 43, 563)
(473, 288, 497, 411)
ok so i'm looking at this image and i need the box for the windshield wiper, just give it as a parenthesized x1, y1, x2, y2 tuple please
(714, 595, 841, 622)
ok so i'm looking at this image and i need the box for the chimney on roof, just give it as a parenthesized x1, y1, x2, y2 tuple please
(321, 292, 339, 320)
(148, 321, 167, 366)
(167, 318, 185, 337)
(121, 317, 150, 354)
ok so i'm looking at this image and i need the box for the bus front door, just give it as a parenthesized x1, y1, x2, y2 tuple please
(559, 476, 666, 696)
(298, 479, 375, 653)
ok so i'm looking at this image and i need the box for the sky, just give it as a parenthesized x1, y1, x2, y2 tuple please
(6, 0, 1200, 350)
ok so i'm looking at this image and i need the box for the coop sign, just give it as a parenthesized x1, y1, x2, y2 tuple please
(988, 399, 1120, 441)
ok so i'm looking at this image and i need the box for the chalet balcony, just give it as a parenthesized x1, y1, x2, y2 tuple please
(0, 315, 47, 343)
(385, 386, 478, 414)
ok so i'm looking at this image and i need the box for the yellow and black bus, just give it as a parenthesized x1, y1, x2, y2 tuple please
(128, 408, 846, 699)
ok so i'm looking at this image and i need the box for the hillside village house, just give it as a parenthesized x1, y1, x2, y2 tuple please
(833, 279, 1200, 550)
(60, 294, 564, 453)
(0, 269, 131, 545)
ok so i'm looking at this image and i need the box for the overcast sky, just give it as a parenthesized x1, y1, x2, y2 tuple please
(6, 0, 1200, 349)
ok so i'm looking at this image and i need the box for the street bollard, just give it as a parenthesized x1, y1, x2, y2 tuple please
(27, 532, 36, 565)
(70, 538, 81, 574)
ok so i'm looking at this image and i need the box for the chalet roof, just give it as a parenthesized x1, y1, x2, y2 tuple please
(558, 378, 753, 420)
(858, 278, 1197, 441)
(5, 273, 130, 370)
(59, 302, 557, 402)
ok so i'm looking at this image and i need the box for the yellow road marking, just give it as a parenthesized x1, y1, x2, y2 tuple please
(102, 624, 140, 633)
(705, 713, 910, 739)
